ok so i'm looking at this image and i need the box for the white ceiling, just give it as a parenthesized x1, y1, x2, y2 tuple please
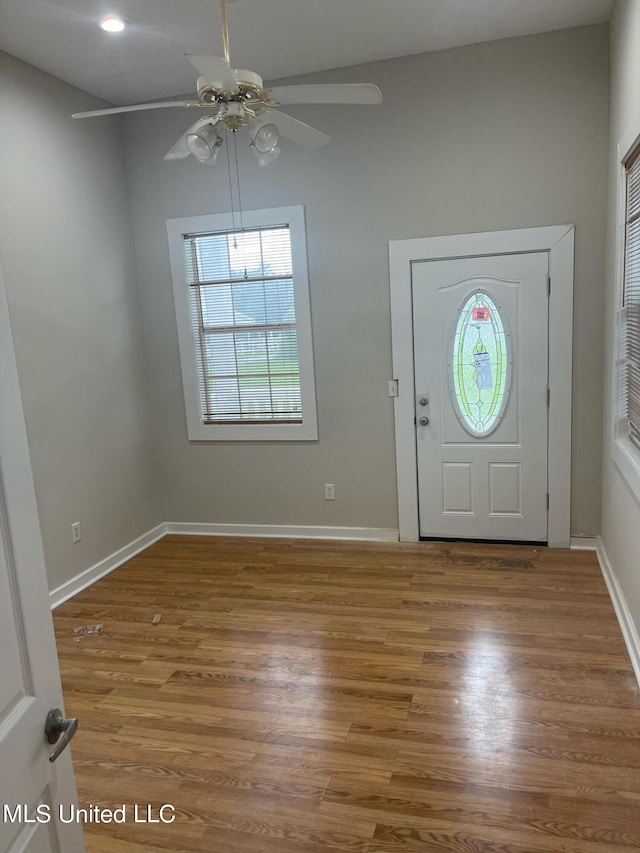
(0, 0, 615, 106)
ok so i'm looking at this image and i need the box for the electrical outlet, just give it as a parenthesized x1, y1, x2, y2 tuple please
(71, 522, 82, 544)
(324, 483, 335, 501)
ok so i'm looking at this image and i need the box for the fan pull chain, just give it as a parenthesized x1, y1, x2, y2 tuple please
(232, 131, 245, 233)
(231, 130, 248, 278)
(224, 128, 238, 238)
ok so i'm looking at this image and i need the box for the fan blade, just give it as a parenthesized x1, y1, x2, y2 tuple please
(253, 111, 330, 150)
(164, 117, 218, 160)
(72, 100, 198, 119)
(268, 83, 382, 106)
(187, 54, 238, 91)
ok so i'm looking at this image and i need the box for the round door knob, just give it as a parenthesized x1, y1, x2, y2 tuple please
(419, 416, 429, 426)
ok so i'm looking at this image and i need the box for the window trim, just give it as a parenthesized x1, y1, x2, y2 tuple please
(613, 123, 640, 505)
(167, 205, 318, 441)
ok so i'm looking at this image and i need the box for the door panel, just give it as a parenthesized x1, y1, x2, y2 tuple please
(412, 252, 549, 541)
(3, 797, 60, 853)
(0, 267, 85, 853)
(442, 463, 473, 513)
(488, 462, 522, 515)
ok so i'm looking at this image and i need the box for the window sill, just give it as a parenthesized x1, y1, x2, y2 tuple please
(186, 419, 318, 442)
(613, 435, 640, 507)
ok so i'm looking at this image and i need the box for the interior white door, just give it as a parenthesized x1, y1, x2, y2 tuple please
(412, 252, 549, 541)
(0, 269, 85, 853)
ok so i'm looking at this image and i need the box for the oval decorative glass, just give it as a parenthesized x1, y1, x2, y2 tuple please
(449, 291, 511, 437)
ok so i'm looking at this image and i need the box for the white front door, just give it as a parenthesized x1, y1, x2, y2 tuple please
(0, 269, 85, 853)
(412, 252, 549, 541)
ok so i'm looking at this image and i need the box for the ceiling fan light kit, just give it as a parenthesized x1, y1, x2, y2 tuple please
(251, 122, 279, 153)
(73, 0, 383, 169)
(185, 122, 224, 164)
(248, 121, 280, 167)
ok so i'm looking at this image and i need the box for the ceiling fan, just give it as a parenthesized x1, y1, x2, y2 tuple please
(72, 0, 383, 167)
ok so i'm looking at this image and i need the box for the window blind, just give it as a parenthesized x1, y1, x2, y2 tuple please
(624, 148, 640, 448)
(184, 225, 302, 425)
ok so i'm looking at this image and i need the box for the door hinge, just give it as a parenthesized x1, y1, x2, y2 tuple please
(547, 387, 550, 407)
(547, 274, 551, 295)
(546, 493, 550, 509)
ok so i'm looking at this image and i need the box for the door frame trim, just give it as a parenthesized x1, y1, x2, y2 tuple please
(389, 225, 575, 547)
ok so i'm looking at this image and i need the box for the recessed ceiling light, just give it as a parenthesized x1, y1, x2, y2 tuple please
(100, 16, 125, 32)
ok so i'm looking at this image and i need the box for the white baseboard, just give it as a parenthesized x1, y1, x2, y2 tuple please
(595, 536, 640, 688)
(49, 522, 399, 608)
(164, 522, 400, 542)
(49, 524, 166, 609)
(570, 536, 598, 550)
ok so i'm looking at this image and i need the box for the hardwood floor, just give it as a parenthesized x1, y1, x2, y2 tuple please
(53, 535, 640, 853)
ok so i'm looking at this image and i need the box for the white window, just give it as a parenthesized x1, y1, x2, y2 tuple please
(614, 125, 640, 500)
(167, 206, 318, 441)
(623, 148, 640, 450)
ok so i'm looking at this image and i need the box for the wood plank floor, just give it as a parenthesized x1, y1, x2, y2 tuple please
(53, 535, 640, 853)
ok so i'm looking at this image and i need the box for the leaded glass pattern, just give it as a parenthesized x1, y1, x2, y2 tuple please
(450, 291, 510, 436)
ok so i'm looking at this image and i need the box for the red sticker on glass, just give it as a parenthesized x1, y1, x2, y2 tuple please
(473, 306, 490, 322)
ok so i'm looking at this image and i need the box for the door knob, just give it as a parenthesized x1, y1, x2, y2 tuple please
(45, 708, 78, 763)
(419, 416, 429, 426)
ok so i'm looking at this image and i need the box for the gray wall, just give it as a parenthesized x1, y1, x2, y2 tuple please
(0, 51, 163, 591)
(124, 25, 609, 534)
(601, 0, 640, 637)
